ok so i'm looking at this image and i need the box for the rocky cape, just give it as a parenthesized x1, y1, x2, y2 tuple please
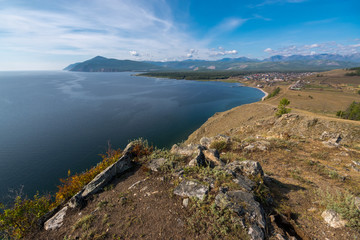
(64, 54, 360, 72)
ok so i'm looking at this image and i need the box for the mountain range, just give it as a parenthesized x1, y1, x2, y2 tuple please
(64, 53, 360, 72)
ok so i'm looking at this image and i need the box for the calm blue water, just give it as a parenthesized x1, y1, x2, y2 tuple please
(0, 71, 263, 201)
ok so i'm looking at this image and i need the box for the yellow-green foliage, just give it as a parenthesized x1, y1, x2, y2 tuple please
(276, 98, 291, 117)
(55, 148, 122, 204)
(210, 140, 229, 153)
(0, 145, 125, 239)
(0, 194, 51, 239)
(318, 190, 360, 230)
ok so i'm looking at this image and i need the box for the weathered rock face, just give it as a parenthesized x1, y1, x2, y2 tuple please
(173, 180, 209, 200)
(321, 210, 347, 228)
(44, 206, 68, 231)
(233, 175, 256, 192)
(148, 158, 167, 172)
(203, 149, 224, 166)
(215, 189, 266, 240)
(225, 160, 264, 177)
(171, 144, 203, 156)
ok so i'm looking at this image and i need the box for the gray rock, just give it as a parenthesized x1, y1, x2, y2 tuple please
(188, 148, 207, 167)
(173, 180, 209, 200)
(148, 158, 167, 172)
(256, 141, 271, 151)
(81, 154, 133, 198)
(233, 175, 256, 192)
(200, 137, 212, 148)
(321, 210, 347, 228)
(183, 198, 189, 208)
(171, 144, 203, 156)
(203, 149, 224, 166)
(225, 160, 264, 177)
(69, 152, 133, 209)
(44, 206, 68, 231)
(244, 144, 256, 152)
(248, 224, 265, 240)
(215, 190, 266, 236)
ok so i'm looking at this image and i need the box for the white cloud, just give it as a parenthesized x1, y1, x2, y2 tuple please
(250, 0, 307, 7)
(263, 42, 360, 56)
(225, 50, 238, 54)
(209, 48, 238, 57)
(129, 50, 140, 57)
(0, 0, 210, 69)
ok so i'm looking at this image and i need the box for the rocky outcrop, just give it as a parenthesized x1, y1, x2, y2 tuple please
(215, 189, 266, 239)
(173, 180, 209, 200)
(321, 210, 347, 228)
(44, 141, 139, 230)
(225, 160, 264, 177)
(44, 206, 68, 231)
(148, 158, 167, 172)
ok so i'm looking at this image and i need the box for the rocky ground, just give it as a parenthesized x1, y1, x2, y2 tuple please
(32, 109, 360, 239)
(31, 70, 360, 239)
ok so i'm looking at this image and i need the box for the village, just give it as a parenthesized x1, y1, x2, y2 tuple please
(241, 72, 314, 89)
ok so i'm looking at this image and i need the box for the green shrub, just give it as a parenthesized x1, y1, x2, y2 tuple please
(266, 87, 281, 99)
(336, 101, 360, 120)
(275, 98, 291, 117)
(209, 140, 229, 153)
(318, 190, 360, 230)
(0, 194, 51, 239)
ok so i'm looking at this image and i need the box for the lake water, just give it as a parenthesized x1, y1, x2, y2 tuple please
(0, 71, 263, 202)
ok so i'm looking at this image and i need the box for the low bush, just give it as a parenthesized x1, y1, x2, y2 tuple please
(336, 101, 360, 120)
(275, 98, 291, 117)
(0, 194, 51, 239)
(209, 140, 229, 153)
(318, 190, 360, 231)
(265, 87, 281, 99)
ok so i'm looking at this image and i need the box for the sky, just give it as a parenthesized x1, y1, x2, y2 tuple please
(0, 0, 359, 70)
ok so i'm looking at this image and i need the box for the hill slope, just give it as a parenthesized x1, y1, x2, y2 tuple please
(64, 56, 162, 72)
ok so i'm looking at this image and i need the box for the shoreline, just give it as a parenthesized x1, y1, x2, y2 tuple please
(257, 88, 268, 101)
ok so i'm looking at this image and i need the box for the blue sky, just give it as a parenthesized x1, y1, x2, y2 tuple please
(0, 0, 359, 70)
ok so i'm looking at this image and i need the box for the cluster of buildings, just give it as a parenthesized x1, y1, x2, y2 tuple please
(241, 72, 314, 88)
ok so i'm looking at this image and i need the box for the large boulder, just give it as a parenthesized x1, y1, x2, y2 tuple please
(321, 210, 347, 228)
(225, 160, 264, 177)
(188, 148, 206, 167)
(215, 189, 266, 240)
(171, 144, 203, 156)
(203, 149, 224, 166)
(233, 175, 256, 192)
(44, 206, 68, 231)
(148, 158, 167, 172)
(173, 180, 209, 200)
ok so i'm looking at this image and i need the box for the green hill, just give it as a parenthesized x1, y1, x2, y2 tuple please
(64, 56, 162, 72)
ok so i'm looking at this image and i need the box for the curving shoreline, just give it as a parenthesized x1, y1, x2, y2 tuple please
(256, 88, 268, 101)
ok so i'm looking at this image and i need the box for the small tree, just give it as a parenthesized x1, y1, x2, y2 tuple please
(276, 98, 291, 117)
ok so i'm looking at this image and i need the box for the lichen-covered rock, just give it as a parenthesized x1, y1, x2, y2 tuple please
(248, 224, 265, 240)
(233, 175, 256, 192)
(188, 148, 206, 167)
(321, 210, 347, 228)
(171, 144, 203, 156)
(44, 206, 68, 231)
(148, 158, 167, 172)
(215, 190, 266, 239)
(203, 149, 224, 166)
(200, 137, 212, 148)
(173, 180, 209, 200)
(225, 160, 264, 177)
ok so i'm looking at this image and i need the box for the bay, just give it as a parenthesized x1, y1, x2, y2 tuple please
(0, 71, 263, 202)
